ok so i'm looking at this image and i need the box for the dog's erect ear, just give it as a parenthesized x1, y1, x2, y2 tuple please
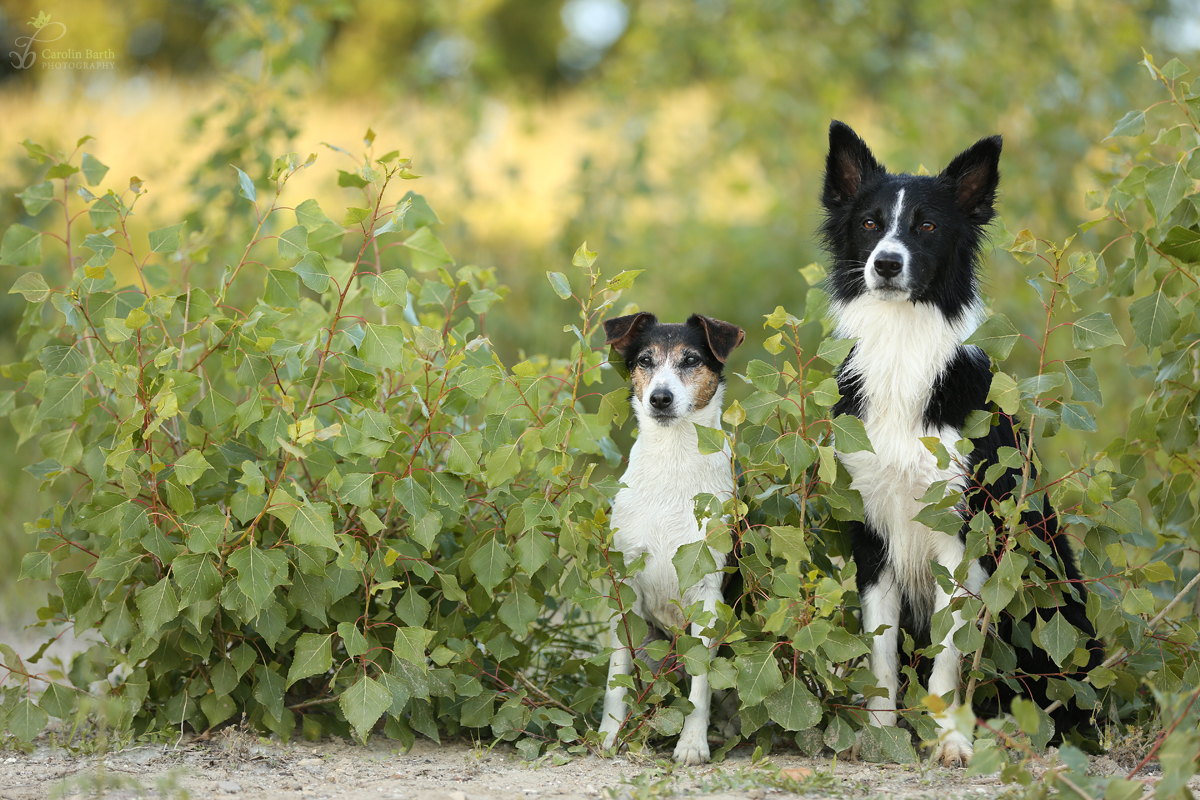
(603, 312, 657, 358)
(822, 120, 883, 208)
(941, 135, 1002, 221)
(687, 314, 745, 365)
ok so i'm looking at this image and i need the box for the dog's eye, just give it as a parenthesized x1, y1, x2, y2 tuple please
(862, 219, 877, 230)
(682, 355, 699, 367)
(920, 221, 936, 232)
(637, 355, 653, 368)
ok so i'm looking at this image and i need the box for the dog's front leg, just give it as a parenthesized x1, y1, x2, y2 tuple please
(673, 587, 719, 765)
(599, 614, 632, 752)
(926, 546, 988, 767)
(850, 566, 901, 760)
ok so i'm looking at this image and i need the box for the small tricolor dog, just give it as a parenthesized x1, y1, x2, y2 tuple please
(818, 121, 1102, 765)
(597, 312, 744, 764)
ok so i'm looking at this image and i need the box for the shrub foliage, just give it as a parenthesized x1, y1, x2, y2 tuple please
(1, 49, 1200, 797)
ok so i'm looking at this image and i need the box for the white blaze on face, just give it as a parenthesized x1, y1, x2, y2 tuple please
(631, 343, 719, 424)
(864, 188, 911, 294)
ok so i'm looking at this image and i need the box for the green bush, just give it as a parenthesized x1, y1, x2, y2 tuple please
(2, 50, 1200, 797)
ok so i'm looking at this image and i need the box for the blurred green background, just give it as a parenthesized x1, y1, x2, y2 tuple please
(0, 0, 1194, 610)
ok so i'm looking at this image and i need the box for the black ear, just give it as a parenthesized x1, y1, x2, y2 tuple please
(941, 135, 1002, 221)
(822, 120, 883, 208)
(687, 314, 745, 365)
(603, 312, 657, 359)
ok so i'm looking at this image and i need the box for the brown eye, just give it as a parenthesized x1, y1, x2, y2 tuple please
(920, 221, 936, 232)
(863, 219, 877, 230)
(637, 354, 653, 368)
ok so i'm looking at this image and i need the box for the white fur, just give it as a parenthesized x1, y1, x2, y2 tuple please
(864, 189, 912, 293)
(599, 379, 732, 765)
(833, 294, 987, 767)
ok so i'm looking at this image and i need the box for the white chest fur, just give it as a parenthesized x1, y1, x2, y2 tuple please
(610, 402, 732, 630)
(833, 296, 983, 605)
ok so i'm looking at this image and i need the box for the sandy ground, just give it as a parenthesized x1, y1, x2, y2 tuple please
(2, 727, 1185, 800)
(0, 734, 1026, 800)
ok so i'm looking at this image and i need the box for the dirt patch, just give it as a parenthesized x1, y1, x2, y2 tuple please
(0, 733, 1164, 800)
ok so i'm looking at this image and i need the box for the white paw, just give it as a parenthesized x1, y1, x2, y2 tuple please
(673, 730, 710, 765)
(930, 731, 973, 768)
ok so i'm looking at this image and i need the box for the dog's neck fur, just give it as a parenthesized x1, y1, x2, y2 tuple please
(834, 296, 982, 426)
(625, 383, 729, 483)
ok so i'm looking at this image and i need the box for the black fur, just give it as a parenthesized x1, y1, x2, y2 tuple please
(821, 120, 1102, 744)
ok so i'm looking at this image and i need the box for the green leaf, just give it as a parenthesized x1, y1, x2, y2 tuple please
(233, 166, 257, 203)
(831, 414, 873, 453)
(7, 699, 49, 743)
(986, 372, 1019, 414)
(965, 314, 1019, 360)
(291, 251, 329, 292)
(263, 269, 300, 308)
(1145, 160, 1190, 220)
(226, 547, 288, 610)
(404, 227, 454, 272)
(39, 345, 86, 377)
(1107, 110, 1145, 139)
(1160, 225, 1200, 262)
(816, 336, 856, 366)
(1037, 612, 1079, 668)
(148, 223, 184, 254)
(39, 374, 87, 421)
(693, 423, 727, 455)
(287, 633, 333, 687)
(1063, 358, 1102, 405)
(605, 270, 642, 292)
(468, 536, 512, 594)
(485, 443, 521, 488)
(277, 225, 310, 260)
(1128, 291, 1181, 350)
(393, 627, 434, 665)
(372, 269, 410, 308)
(2, 225, 43, 267)
(735, 647, 784, 706)
(173, 449, 212, 486)
(358, 324, 407, 369)
(173, 553, 222, 609)
(39, 683, 76, 720)
(764, 677, 821, 731)
(81, 153, 109, 186)
(9, 271, 49, 302)
(18, 181, 55, 215)
(289, 502, 338, 550)
(135, 578, 179, 637)
(1072, 312, 1125, 351)
(672, 540, 718, 592)
(295, 198, 337, 231)
(1122, 587, 1154, 616)
(340, 676, 392, 741)
(1060, 403, 1097, 432)
(546, 272, 572, 299)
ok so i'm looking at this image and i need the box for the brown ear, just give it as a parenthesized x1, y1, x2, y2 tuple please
(603, 312, 657, 358)
(687, 314, 745, 364)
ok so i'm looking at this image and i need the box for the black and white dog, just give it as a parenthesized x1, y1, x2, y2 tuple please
(598, 312, 745, 764)
(819, 121, 1101, 766)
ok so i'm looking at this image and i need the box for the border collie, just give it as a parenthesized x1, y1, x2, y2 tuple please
(597, 312, 745, 765)
(818, 121, 1102, 766)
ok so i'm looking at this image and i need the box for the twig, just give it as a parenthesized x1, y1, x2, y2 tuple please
(963, 607, 992, 706)
(514, 672, 578, 718)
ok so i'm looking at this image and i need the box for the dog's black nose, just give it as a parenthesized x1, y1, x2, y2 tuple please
(874, 255, 903, 279)
(649, 388, 674, 410)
